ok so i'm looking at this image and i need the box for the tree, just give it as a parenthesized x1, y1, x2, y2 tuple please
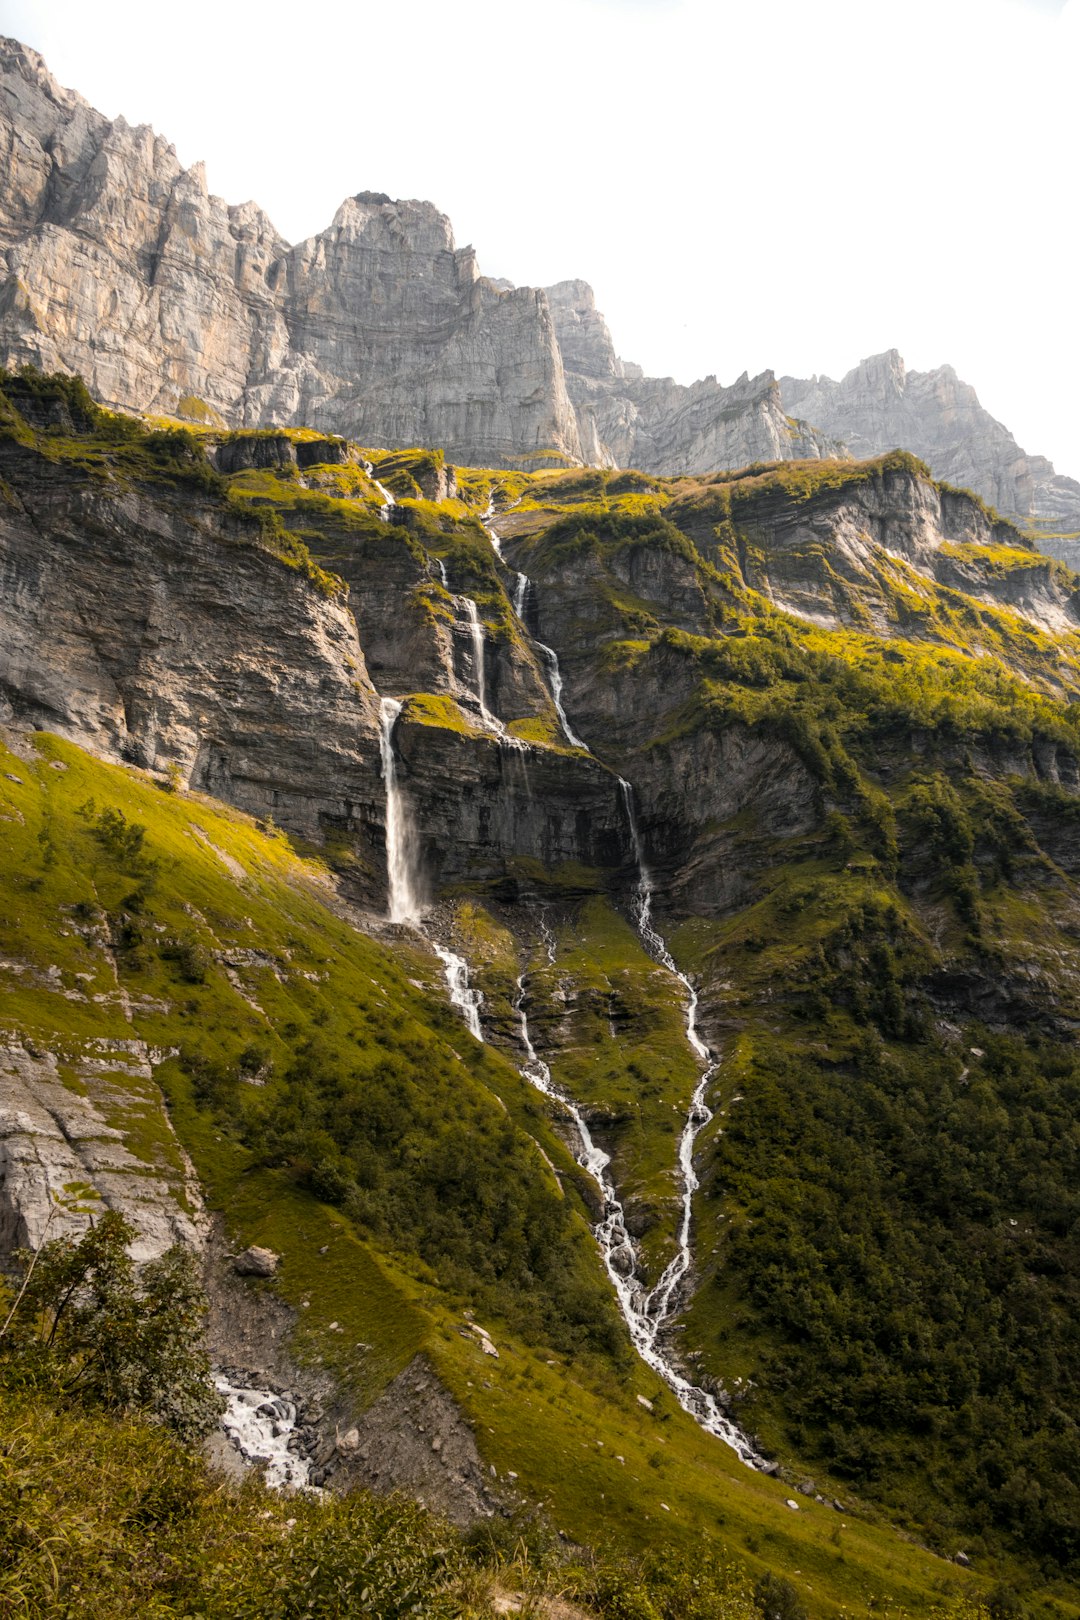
(0, 1210, 221, 1440)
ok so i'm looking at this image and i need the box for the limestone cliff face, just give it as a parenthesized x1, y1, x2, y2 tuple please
(0, 38, 842, 481)
(0, 399, 637, 906)
(0, 40, 582, 469)
(0, 435, 389, 850)
(780, 351, 1080, 546)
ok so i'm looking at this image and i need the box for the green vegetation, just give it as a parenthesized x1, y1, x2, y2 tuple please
(0, 735, 1028, 1617)
(6, 382, 1080, 1613)
(0, 1209, 221, 1440)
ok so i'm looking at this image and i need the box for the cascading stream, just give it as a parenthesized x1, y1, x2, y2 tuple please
(364, 460, 396, 522)
(482, 494, 589, 752)
(512, 963, 763, 1468)
(384, 498, 759, 1463)
(434, 945, 483, 1040)
(215, 1374, 315, 1491)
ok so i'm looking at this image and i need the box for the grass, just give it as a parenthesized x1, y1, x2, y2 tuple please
(0, 731, 1041, 1616)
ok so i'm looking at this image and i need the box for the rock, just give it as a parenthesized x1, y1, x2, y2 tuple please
(954, 1552, 972, 1567)
(780, 351, 1080, 544)
(0, 1038, 203, 1262)
(336, 1427, 361, 1454)
(232, 1245, 279, 1278)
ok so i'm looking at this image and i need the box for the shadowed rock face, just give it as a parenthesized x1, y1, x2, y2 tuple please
(780, 351, 1080, 545)
(0, 437, 388, 849)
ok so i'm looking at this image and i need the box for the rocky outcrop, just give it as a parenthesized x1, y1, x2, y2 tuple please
(0, 40, 582, 470)
(0, 1038, 203, 1261)
(0, 39, 864, 483)
(544, 280, 841, 474)
(780, 351, 1080, 544)
(0, 399, 635, 905)
(669, 459, 1080, 644)
(0, 434, 388, 851)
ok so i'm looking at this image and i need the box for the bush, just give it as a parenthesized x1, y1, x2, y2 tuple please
(0, 1209, 221, 1441)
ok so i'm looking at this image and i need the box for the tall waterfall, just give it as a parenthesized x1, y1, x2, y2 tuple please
(378, 698, 422, 924)
(461, 598, 490, 720)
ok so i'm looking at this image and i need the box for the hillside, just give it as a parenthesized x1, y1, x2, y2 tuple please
(1, 368, 1079, 1616)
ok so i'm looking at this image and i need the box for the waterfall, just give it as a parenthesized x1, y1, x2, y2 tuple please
(364, 460, 396, 523)
(481, 493, 504, 560)
(537, 642, 589, 751)
(617, 778, 764, 1464)
(435, 945, 483, 1040)
(481, 497, 589, 752)
(461, 598, 490, 719)
(513, 957, 764, 1469)
(378, 698, 422, 924)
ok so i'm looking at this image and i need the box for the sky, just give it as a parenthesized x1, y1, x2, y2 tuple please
(3, 0, 1077, 473)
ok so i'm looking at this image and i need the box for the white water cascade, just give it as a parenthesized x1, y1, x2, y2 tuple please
(378, 698, 423, 925)
(461, 597, 491, 721)
(512, 952, 763, 1468)
(434, 945, 484, 1040)
(364, 460, 397, 522)
(379, 695, 488, 1031)
(481, 494, 590, 753)
(215, 1374, 315, 1491)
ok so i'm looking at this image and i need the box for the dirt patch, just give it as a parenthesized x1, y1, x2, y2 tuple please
(202, 1219, 505, 1522)
(330, 1352, 504, 1526)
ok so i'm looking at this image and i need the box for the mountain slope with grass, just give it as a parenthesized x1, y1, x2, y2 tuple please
(1, 370, 1079, 1618)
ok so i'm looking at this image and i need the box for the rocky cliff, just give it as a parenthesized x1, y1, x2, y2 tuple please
(0, 37, 839, 480)
(0, 38, 583, 469)
(4, 370, 1080, 1588)
(6, 34, 1077, 524)
(780, 350, 1080, 549)
(544, 279, 842, 475)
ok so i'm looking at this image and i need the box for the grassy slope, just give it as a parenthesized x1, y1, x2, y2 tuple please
(0, 731, 1022, 1618)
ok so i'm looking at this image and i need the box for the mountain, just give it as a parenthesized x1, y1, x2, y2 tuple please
(0, 37, 840, 476)
(4, 32, 1076, 537)
(3, 369, 1080, 1613)
(781, 351, 1080, 554)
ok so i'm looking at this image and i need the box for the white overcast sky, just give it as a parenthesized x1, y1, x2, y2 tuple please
(3, 0, 1078, 474)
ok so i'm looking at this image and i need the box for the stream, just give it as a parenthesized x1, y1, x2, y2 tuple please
(215, 1373, 316, 1491)
(375, 497, 764, 1466)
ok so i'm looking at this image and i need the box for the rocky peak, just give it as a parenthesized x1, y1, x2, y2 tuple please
(781, 350, 1080, 546)
(544, 279, 624, 382)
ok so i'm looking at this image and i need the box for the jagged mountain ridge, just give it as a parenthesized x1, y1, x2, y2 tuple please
(0, 37, 826, 475)
(2, 33, 1076, 536)
(781, 350, 1080, 552)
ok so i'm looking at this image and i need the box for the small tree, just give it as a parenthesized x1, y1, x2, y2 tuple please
(0, 1209, 222, 1440)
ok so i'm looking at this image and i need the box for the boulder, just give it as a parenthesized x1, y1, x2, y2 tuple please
(232, 1245, 279, 1278)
